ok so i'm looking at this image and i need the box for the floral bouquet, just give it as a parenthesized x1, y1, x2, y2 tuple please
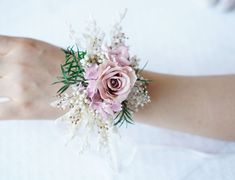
(51, 11, 150, 152)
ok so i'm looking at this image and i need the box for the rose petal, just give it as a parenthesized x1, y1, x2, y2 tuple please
(96, 60, 137, 103)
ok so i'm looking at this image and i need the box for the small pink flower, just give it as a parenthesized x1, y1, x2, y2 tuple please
(108, 45, 131, 66)
(89, 92, 122, 120)
(85, 64, 99, 98)
(85, 64, 99, 80)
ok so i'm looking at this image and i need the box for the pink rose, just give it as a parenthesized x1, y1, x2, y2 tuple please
(97, 61, 137, 103)
(108, 45, 131, 66)
(85, 61, 137, 120)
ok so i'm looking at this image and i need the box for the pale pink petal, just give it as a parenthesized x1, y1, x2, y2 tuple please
(102, 103, 114, 117)
(85, 64, 99, 80)
(111, 102, 122, 112)
(108, 45, 131, 66)
(87, 80, 97, 99)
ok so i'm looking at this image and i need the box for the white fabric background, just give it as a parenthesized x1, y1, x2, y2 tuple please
(0, 0, 235, 179)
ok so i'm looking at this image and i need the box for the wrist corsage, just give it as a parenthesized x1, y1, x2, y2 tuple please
(51, 11, 150, 152)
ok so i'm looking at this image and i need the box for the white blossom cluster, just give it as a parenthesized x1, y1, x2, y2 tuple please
(109, 11, 128, 48)
(81, 19, 106, 67)
(51, 84, 114, 152)
(126, 78, 151, 112)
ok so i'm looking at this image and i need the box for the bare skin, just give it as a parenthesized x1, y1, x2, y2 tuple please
(0, 36, 65, 119)
(0, 35, 235, 141)
(136, 71, 235, 141)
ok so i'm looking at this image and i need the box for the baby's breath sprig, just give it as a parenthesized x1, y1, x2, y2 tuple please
(137, 77, 152, 86)
(52, 46, 87, 95)
(135, 61, 152, 87)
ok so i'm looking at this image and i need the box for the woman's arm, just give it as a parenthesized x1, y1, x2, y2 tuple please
(136, 71, 235, 141)
(0, 35, 234, 140)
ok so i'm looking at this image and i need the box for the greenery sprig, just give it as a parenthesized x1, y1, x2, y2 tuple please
(52, 46, 87, 95)
(114, 101, 134, 127)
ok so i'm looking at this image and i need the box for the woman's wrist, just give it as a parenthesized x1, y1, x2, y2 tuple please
(135, 71, 235, 141)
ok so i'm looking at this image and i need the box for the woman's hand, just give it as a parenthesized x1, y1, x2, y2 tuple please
(0, 36, 65, 119)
